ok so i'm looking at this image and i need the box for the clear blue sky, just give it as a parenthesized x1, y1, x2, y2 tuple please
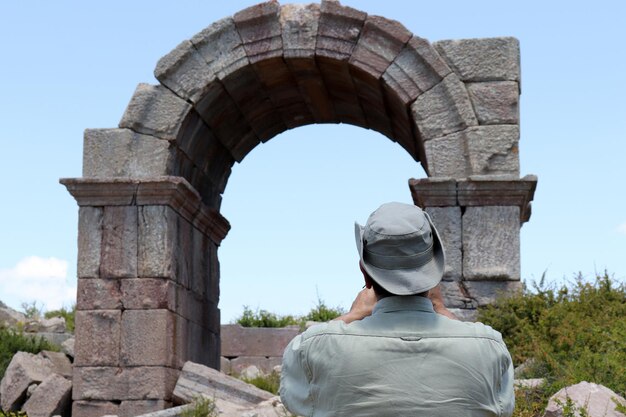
(1, 1, 624, 322)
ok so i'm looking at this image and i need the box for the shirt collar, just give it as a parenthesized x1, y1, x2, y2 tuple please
(372, 295, 435, 315)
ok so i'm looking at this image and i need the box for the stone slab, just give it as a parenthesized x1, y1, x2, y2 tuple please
(74, 310, 121, 367)
(462, 206, 521, 281)
(121, 309, 176, 367)
(77, 278, 122, 310)
(221, 324, 300, 358)
(467, 81, 519, 125)
(411, 74, 478, 141)
(172, 361, 273, 406)
(425, 207, 462, 281)
(77, 206, 103, 278)
(23, 373, 72, 417)
(100, 206, 138, 279)
(119, 83, 192, 141)
(138, 205, 178, 279)
(434, 37, 521, 83)
(83, 128, 174, 179)
(73, 366, 179, 401)
(409, 178, 457, 207)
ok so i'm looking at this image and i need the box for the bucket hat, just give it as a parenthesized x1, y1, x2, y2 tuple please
(355, 202, 446, 295)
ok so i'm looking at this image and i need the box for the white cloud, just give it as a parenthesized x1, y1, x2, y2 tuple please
(0, 256, 76, 311)
(618, 223, 626, 235)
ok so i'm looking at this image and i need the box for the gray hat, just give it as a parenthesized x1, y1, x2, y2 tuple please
(355, 202, 446, 295)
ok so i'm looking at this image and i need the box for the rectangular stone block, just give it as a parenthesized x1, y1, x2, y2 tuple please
(154, 39, 216, 103)
(221, 324, 300, 358)
(191, 17, 248, 80)
(121, 309, 176, 367)
(73, 366, 179, 401)
(74, 310, 121, 367)
(281, 3, 320, 59)
(423, 131, 470, 178)
(463, 281, 523, 307)
(383, 36, 451, 103)
(100, 206, 138, 278)
(411, 74, 478, 140)
(350, 66, 394, 138)
(434, 37, 520, 83)
(138, 205, 177, 279)
(349, 15, 412, 78)
(119, 400, 171, 417)
(462, 206, 520, 281)
(83, 128, 174, 178)
(121, 278, 174, 310)
(191, 227, 208, 298)
(72, 401, 119, 417)
(425, 207, 462, 281)
(316, 0, 366, 60)
(287, 57, 336, 123)
(465, 125, 520, 177)
(77, 278, 122, 310)
(119, 83, 192, 141)
(177, 217, 193, 290)
(467, 81, 519, 125)
(78, 206, 102, 278)
(438, 281, 476, 309)
(234, 1, 282, 63)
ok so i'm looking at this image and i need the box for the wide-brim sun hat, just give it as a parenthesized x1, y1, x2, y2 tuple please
(355, 202, 446, 295)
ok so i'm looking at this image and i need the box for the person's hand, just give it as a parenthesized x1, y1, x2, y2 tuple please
(334, 287, 377, 324)
(428, 284, 459, 320)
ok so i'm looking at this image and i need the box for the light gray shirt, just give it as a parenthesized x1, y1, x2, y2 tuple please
(280, 296, 514, 417)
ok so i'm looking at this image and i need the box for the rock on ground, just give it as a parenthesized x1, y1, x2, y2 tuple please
(23, 373, 72, 417)
(544, 381, 626, 417)
(0, 352, 54, 411)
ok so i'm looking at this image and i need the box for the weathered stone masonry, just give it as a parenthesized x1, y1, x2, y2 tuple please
(61, 1, 536, 415)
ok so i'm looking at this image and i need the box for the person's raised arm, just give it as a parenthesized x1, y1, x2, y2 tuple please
(333, 287, 377, 324)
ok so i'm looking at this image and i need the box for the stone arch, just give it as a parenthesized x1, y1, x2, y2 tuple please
(62, 1, 536, 414)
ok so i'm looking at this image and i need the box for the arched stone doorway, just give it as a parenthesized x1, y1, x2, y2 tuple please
(62, 1, 536, 414)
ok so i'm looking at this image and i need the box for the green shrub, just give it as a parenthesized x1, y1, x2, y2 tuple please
(0, 411, 27, 417)
(44, 304, 76, 333)
(236, 298, 344, 328)
(241, 370, 281, 395)
(478, 272, 626, 416)
(0, 327, 59, 380)
(181, 396, 218, 417)
(236, 306, 300, 328)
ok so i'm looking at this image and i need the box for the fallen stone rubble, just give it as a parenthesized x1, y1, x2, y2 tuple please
(0, 351, 73, 416)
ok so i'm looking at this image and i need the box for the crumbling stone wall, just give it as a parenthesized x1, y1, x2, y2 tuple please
(62, 1, 536, 414)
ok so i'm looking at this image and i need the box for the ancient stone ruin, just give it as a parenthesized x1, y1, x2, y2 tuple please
(60, 0, 537, 414)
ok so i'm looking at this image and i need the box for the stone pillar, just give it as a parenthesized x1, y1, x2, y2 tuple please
(409, 176, 537, 320)
(61, 176, 229, 417)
